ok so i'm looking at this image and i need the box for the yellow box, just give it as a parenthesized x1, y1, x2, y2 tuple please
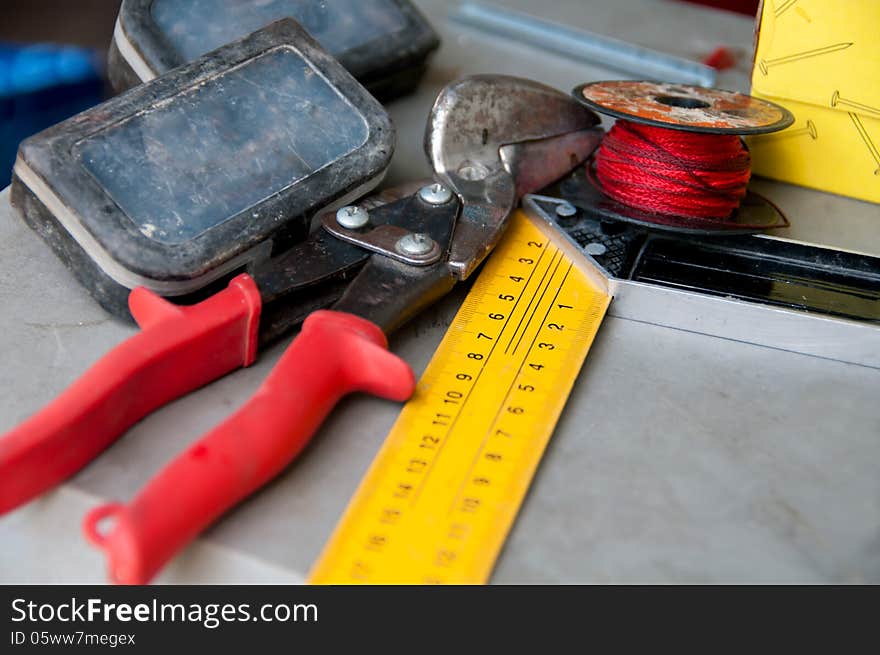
(747, 0, 880, 203)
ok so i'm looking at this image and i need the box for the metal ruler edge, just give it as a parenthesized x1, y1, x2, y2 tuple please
(308, 209, 612, 584)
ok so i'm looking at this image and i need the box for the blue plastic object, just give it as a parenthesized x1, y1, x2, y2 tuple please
(1, 43, 103, 184)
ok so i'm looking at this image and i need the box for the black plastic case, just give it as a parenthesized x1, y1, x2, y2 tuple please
(11, 19, 394, 319)
(108, 0, 440, 100)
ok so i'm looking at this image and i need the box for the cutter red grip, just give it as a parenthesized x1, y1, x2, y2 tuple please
(0, 274, 262, 515)
(83, 310, 416, 584)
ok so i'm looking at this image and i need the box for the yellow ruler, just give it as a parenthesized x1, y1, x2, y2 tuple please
(309, 209, 611, 584)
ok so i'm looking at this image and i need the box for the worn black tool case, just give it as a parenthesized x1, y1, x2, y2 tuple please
(11, 19, 394, 319)
(108, 0, 440, 100)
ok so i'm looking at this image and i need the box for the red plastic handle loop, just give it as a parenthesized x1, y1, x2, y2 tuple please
(83, 503, 125, 547)
(0, 274, 261, 515)
(85, 310, 416, 584)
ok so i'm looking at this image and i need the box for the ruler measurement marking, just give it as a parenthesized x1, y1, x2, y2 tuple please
(308, 212, 611, 584)
(504, 246, 559, 354)
(473, 238, 546, 347)
(462, 222, 538, 329)
(503, 246, 559, 354)
(522, 262, 574, 359)
(475, 279, 607, 551)
(408, 364, 485, 504)
(492, 241, 551, 340)
(407, 223, 548, 537)
(408, 232, 543, 504)
(445, 292, 601, 579)
(448, 260, 575, 515)
(510, 254, 566, 356)
(446, 370, 522, 517)
(448, 248, 571, 559)
(437, 232, 564, 511)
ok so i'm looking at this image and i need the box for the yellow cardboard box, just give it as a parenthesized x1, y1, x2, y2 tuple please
(747, 0, 880, 203)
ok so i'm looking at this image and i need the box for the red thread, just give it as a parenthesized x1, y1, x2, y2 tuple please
(594, 120, 751, 220)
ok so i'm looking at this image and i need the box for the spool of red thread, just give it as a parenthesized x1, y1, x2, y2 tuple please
(571, 81, 794, 233)
(594, 120, 751, 220)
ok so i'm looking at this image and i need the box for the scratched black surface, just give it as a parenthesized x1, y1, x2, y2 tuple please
(151, 0, 407, 61)
(76, 48, 368, 245)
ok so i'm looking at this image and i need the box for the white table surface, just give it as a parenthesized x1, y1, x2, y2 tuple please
(1, 0, 878, 584)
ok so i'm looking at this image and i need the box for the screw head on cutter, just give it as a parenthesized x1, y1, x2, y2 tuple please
(396, 233, 435, 257)
(418, 183, 453, 205)
(336, 205, 370, 230)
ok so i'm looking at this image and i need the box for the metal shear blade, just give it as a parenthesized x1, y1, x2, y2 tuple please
(426, 75, 602, 280)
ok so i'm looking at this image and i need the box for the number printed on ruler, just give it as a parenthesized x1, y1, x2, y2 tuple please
(309, 211, 610, 584)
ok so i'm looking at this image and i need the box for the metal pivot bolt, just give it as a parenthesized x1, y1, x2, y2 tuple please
(336, 205, 369, 229)
(396, 233, 435, 257)
(418, 183, 453, 205)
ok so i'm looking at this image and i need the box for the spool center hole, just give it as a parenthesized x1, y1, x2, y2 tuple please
(655, 95, 711, 109)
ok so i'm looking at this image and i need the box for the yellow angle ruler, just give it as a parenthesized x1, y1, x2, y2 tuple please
(309, 209, 611, 584)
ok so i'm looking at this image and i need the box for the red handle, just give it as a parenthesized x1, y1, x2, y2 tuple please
(83, 310, 416, 584)
(0, 274, 262, 515)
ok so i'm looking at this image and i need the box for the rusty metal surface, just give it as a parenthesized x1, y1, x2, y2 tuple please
(250, 74, 600, 346)
(319, 193, 458, 267)
(427, 75, 601, 279)
(320, 74, 601, 330)
(577, 80, 794, 134)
